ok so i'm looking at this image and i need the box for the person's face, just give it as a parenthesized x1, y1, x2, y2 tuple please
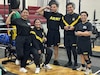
(21, 10, 29, 20)
(34, 19, 41, 28)
(67, 5, 74, 14)
(81, 13, 88, 22)
(50, 4, 58, 12)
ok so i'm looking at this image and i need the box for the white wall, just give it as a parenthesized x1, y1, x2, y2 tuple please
(70, 0, 100, 23)
(26, 0, 37, 8)
(82, 0, 100, 23)
(57, 0, 66, 15)
(25, 0, 66, 15)
(0, 0, 8, 5)
(0, 0, 100, 23)
(0, 0, 4, 4)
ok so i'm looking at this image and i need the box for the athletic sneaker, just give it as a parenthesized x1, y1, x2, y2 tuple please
(43, 64, 52, 70)
(84, 68, 92, 75)
(35, 67, 40, 74)
(15, 59, 20, 65)
(19, 67, 27, 73)
(64, 62, 72, 67)
(72, 63, 78, 70)
(77, 66, 86, 71)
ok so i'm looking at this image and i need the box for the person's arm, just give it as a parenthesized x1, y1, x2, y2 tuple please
(31, 34, 42, 54)
(82, 31, 92, 36)
(75, 23, 83, 36)
(6, 11, 16, 25)
(59, 15, 64, 29)
(36, 6, 50, 16)
(75, 31, 83, 36)
(61, 16, 69, 30)
(75, 31, 92, 36)
(31, 35, 40, 49)
(42, 29, 47, 42)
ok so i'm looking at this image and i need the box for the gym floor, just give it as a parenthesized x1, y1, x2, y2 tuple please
(0, 37, 100, 75)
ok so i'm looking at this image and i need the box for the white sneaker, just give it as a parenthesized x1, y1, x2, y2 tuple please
(84, 68, 92, 75)
(15, 59, 20, 65)
(43, 64, 52, 70)
(77, 66, 86, 71)
(19, 67, 28, 73)
(35, 67, 40, 74)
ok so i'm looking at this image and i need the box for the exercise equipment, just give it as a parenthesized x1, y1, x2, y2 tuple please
(2, 44, 16, 64)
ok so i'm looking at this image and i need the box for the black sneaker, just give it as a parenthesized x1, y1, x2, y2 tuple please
(64, 62, 72, 67)
(72, 63, 78, 70)
(53, 60, 60, 65)
(72, 65, 77, 70)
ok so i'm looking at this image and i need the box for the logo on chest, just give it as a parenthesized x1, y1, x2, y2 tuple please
(72, 17, 75, 21)
(49, 16, 60, 21)
(83, 26, 87, 30)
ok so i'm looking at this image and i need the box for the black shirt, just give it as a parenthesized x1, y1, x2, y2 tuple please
(75, 22, 92, 42)
(44, 11, 63, 31)
(62, 13, 81, 35)
(11, 18, 31, 36)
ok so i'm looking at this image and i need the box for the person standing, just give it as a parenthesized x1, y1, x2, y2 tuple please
(36, 2, 63, 65)
(62, 2, 81, 69)
(75, 11, 92, 75)
(6, 9, 31, 73)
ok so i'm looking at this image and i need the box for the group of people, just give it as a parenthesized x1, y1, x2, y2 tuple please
(6, 1, 92, 75)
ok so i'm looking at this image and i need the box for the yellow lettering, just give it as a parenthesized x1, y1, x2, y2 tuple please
(50, 16, 60, 21)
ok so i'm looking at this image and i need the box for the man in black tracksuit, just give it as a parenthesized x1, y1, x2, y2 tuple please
(30, 19, 53, 74)
(62, 2, 81, 70)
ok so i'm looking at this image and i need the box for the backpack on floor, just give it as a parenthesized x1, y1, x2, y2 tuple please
(0, 33, 10, 44)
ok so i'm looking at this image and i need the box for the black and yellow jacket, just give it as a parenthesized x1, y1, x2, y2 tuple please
(30, 27, 46, 51)
(62, 13, 81, 35)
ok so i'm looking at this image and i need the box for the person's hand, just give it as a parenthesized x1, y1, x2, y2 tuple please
(64, 26, 69, 31)
(45, 6, 50, 9)
(38, 50, 41, 54)
(43, 37, 47, 42)
(10, 11, 16, 15)
(69, 26, 74, 30)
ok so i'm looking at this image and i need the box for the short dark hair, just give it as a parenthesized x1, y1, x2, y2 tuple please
(80, 11, 88, 17)
(49, 1, 59, 7)
(21, 8, 28, 13)
(66, 2, 75, 9)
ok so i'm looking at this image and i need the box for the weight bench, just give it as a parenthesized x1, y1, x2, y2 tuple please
(91, 34, 98, 48)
